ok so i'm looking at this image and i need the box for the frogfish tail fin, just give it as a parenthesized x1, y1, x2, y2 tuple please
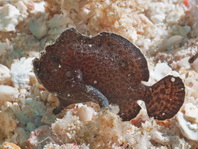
(145, 75, 185, 120)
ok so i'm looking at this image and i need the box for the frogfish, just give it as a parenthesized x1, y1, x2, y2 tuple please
(33, 28, 185, 121)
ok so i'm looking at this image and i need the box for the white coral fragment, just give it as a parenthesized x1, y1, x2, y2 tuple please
(176, 103, 198, 141)
(10, 57, 35, 88)
(30, 1, 46, 14)
(44, 143, 89, 149)
(183, 103, 198, 124)
(52, 111, 82, 141)
(0, 85, 19, 104)
(135, 134, 150, 149)
(29, 15, 48, 39)
(14, 1, 28, 15)
(152, 62, 179, 81)
(0, 4, 21, 32)
(48, 14, 75, 39)
(76, 104, 96, 122)
(177, 57, 191, 69)
(150, 130, 169, 144)
(159, 35, 184, 51)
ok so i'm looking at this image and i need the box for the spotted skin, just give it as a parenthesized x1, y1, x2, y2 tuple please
(33, 28, 185, 121)
(145, 75, 185, 120)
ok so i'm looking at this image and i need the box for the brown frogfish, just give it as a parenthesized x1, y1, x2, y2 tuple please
(33, 28, 185, 121)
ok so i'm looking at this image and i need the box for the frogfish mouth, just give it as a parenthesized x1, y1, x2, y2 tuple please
(33, 28, 185, 121)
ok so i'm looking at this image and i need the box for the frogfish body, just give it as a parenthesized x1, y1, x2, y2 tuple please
(33, 28, 185, 121)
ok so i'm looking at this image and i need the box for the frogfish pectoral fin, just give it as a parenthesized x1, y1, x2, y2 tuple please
(83, 85, 109, 108)
(118, 100, 141, 121)
(145, 75, 185, 120)
(53, 84, 109, 114)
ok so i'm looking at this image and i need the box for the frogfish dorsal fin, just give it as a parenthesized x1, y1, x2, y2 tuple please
(95, 32, 149, 83)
